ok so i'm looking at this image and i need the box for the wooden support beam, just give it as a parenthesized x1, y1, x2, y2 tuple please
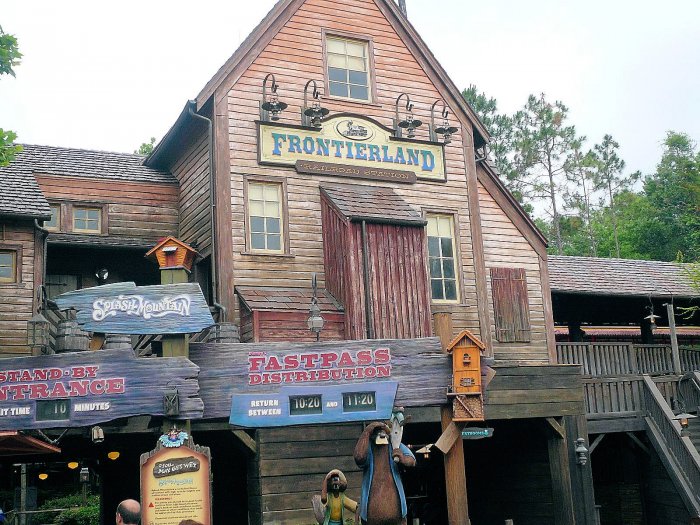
(547, 417, 576, 525)
(588, 433, 605, 455)
(434, 312, 471, 525)
(546, 417, 566, 440)
(565, 415, 598, 525)
(232, 429, 257, 454)
(625, 431, 650, 456)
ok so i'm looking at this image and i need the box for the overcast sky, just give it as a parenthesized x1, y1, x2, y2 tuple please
(1, 0, 699, 177)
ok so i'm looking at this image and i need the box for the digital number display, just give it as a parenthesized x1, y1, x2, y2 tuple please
(289, 395, 322, 416)
(36, 399, 70, 421)
(342, 391, 376, 412)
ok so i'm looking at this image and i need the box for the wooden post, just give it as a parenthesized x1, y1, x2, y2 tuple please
(434, 312, 471, 525)
(160, 266, 190, 358)
(565, 415, 598, 525)
(666, 303, 682, 374)
(546, 417, 576, 525)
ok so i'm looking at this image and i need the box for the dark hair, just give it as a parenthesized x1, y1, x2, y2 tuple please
(117, 501, 141, 524)
(178, 521, 204, 525)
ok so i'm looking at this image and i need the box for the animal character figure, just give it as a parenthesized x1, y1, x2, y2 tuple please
(354, 422, 416, 525)
(312, 469, 358, 525)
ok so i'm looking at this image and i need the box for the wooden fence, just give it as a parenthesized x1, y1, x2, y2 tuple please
(556, 342, 700, 377)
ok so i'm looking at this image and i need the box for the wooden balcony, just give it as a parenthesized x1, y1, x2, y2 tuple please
(556, 342, 700, 433)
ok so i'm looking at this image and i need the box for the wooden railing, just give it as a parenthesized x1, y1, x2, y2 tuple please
(642, 375, 700, 515)
(557, 342, 700, 377)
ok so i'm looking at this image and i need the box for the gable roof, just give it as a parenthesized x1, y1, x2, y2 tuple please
(548, 255, 698, 299)
(194, 0, 489, 143)
(321, 184, 425, 226)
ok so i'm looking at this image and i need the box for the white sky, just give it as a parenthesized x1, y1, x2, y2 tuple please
(1, 0, 699, 177)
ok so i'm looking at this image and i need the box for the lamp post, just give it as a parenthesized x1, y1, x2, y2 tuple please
(307, 273, 325, 341)
(27, 312, 50, 355)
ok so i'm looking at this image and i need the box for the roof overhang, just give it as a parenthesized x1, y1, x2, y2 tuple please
(0, 431, 61, 456)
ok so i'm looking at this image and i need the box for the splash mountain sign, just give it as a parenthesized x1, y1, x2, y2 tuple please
(258, 114, 446, 182)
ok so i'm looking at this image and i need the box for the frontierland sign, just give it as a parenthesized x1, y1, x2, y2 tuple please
(258, 114, 446, 182)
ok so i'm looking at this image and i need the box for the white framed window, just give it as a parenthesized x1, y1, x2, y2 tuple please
(72, 206, 101, 233)
(427, 214, 459, 302)
(0, 250, 17, 283)
(247, 181, 284, 253)
(44, 204, 61, 231)
(326, 35, 371, 102)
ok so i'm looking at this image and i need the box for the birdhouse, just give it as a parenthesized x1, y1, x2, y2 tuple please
(446, 329, 487, 422)
(146, 237, 199, 272)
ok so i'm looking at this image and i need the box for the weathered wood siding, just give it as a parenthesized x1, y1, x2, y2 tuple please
(321, 196, 431, 339)
(36, 175, 179, 242)
(249, 424, 363, 525)
(225, 0, 482, 339)
(171, 133, 213, 256)
(478, 178, 550, 364)
(0, 221, 37, 355)
(254, 310, 345, 342)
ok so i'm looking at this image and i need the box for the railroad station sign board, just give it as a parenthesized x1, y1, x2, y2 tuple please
(258, 114, 446, 181)
(54, 282, 214, 335)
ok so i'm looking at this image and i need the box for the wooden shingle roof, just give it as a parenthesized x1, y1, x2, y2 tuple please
(548, 255, 698, 298)
(320, 184, 425, 226)
(236, 286, 343, 312)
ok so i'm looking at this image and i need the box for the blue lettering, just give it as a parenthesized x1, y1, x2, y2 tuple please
(407, 148, 419, 166)
(316, 138, 330, 157)
(421, 150, 435, 172)
(382, 145, 394, 163)
(345, 141, 354, 159)
(368, 145, 381, 162)
(288, 135, 302, 153)
(271, 133, 286, 156)
(355, 143, 367, 160)
(394, 147, 406, 165)
(331, 140, 344, 158)
(303, 136, 315, 154)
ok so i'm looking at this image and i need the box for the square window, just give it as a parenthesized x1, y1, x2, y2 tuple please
(73, 207, 102, 233)
(326, 35, 370, 102)
(0, 250, 17, 283)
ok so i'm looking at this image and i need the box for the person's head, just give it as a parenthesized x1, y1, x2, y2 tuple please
(116, 499, 140, 525)
(178, 520, 204, 525)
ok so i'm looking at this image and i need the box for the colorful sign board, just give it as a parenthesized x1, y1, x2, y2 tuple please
(54, 282, 215, 335)
(229, 382, 398, 427)
(0, 350, 203, 430)
(258, 114, 446, 181)
(190, 338, 451, 420)
(141, 435, 212, 525)
(461, 427, 494, 440)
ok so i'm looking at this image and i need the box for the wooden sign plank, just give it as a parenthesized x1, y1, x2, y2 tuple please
(0, 350, 203, 430)
(190, 337, 450, 420)
(54, 282, 215, 335)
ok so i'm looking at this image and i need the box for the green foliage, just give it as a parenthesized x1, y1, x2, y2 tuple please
(36, 493, 99, 525)
(0, 26, 22, 77)
(0, 26, 22, 166)
(135, 137, 156, 155)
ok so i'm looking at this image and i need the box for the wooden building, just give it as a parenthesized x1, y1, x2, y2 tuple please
(0, 1, 605, 525)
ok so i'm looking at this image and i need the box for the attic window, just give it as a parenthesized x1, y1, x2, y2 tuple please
(72, 206, 102, 233)
(325, 35, 371, 102)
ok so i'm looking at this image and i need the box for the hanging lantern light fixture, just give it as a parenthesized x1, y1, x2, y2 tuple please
(27, 311, 50, 354)
(430, 100, 459, 145)
(302, 80, 329, 128)
(394, 93, 422, 139)
(260, 73, 288, 122)
(307, 273, 325, 341)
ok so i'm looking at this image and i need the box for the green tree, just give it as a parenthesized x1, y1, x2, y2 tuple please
(0, 25, 22, 166)
(643, 131, 700, 260)
(564, 142, 599, 256)
(592, 134, 639, 258)
(134, 137, 156, 155)
(461, 86, 529, 210)
(513, 93, 579, 254)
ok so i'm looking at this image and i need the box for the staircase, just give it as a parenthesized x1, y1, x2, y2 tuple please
(643, 373, 700, 518)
